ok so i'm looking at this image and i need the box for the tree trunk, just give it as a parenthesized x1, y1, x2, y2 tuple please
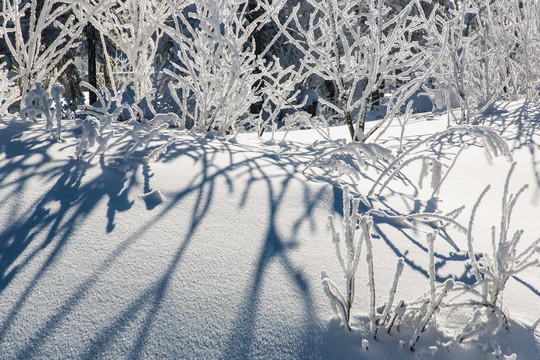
(87, 23, 97, 105)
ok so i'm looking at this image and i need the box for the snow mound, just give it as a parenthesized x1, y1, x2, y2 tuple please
(0, 101, 539, 359)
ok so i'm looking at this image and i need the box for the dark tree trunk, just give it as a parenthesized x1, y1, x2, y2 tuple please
(87, 23, 97, 105)
(371, 79, 384, 110)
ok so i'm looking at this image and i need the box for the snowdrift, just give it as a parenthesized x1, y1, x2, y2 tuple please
(0, 101, 539, 359)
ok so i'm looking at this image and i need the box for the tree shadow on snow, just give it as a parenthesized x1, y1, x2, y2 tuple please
(483, 101, 540, 192)
(0, 120, 334, 359)
(0, 120, 142, 356)
(2, 108, 539, 358)
(77, 137, 330, 359)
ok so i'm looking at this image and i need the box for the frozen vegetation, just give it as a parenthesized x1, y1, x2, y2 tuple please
(0, 0, 540, 359)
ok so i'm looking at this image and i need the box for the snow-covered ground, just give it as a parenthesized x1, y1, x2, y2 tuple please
(0, 101, 539, 359)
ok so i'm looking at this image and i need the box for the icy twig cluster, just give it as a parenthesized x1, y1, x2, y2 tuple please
(368, 125, 512, 197)
(435, 163, 539, 353)
(160, 0, 307, 137)
(273, 0, 442, 141)
(323, 186, 409, 335)
(118, 117, 174, 160)
(323, 186, 369, 331)
(74, 0, 172, 104)
(323, 188, 458, 349)
(423, 0, 540, 124)
(467, 162, 540, 312)
(0, 60, 18, 115)
(0, 0, 86, 108)
(305, 141, 395, 189)
(20, 82, 65, 139)
(74, 83, 177, 161)
(323, 151, 538, 355)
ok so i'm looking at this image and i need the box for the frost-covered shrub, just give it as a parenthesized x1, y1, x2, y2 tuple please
(424, 0, 540, 124)
(319, 125, 537, 354)
(424, 1, 485, 123)
(306, 125, 511, 214)
(429, 163, 540, 353)
(20, 82, 65, 139)
(75, 114, 174, 162)
(77, 81, 133, 123)
(482, 0, 540, 102)
(75, 116, 101, 160)
(305, 141, 395, 200)
(74, 82, 132, 160)
(0, 0, 86, 108)
(116, 116, 175, 161)
(368, 125, 512, 198)
(274, 0, 441, 141)
(467, 162, 540, 313)
(0, 59, 18, 114)
(324, 175, 537, 355)
(163, 1, 254, 133)
(408, 280, 454, 351)
(323, 186, 457, 349)
(323, 186, 373, 331)
(255, 64, 331, 139)
(74, 81, 176, 161)
(323, 186, 409, 335)
(160, 0, 311, 137)
(74, 0, 173, 105)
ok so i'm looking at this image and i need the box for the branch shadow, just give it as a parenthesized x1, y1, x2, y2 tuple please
(81, 137, 331, 359)
(220, 156, 319, 359)
(0, 120, 333, 358)
(0, 133, 138, 350)
(3, 100, 538, 358)
(484, 101, 540, 190)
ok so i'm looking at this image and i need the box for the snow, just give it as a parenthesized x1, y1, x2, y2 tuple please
(142, 189, 164, 210)
(1, 101, 539, 359)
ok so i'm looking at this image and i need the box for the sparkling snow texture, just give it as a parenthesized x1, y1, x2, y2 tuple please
(0, 101, 539, 359)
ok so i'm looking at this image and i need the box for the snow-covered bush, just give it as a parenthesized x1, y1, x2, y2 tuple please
(429, 163, 540, 352)
(304, 140, 395, 201)
(427, 0, 485, 123)
(323, 186, 459, 349)
(77, 81, 133, 124)
(255, 63, 331, 139)
(74, 82, 132, 160)
(0, 0, 86, 109)
(396, 101, 414, 154)
(116, 116, 175, 161)
(425, 0, 540, 124)
(323, 186, 369, 331)
(368, 125, 512, 198)
(161, 0, 257, 134)
(467, 162, 540, 313)
(318, 121, 538, 354)
(305, 125, 511, 214)
(273, 0, 441, 141)
(75, 113, 174, 162)
(0, 59, 18, 114)
(323, 186, 411, 336)
(160, 0, 313, 137)
(484, 0, 540, 102)
(20, 82, 65, 139)
(323, 166, 537, 354)
(74, 0, 173, 105)
(74, 81, 176, 161)
(20, 82, 51, 123)
(75, 116, 101, 160)
(407, 280, 455, 351)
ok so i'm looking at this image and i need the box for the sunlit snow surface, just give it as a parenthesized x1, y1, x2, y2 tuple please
(0, 101, 539, 359)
